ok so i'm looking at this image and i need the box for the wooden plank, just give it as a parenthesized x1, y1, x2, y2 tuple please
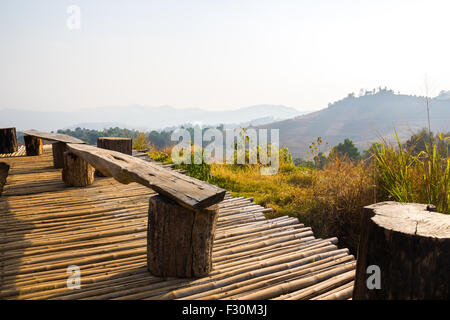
(66, 143, 226, 210)
(22, 130, 85, 144)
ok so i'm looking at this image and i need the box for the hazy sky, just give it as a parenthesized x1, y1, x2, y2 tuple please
(1, 0, 450, 112)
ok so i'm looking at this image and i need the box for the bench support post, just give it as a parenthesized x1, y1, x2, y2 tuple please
(24, 135, 43, 156)
(52, 142, 67, 168)
(62, 151, 95, 187)
(97, 137, 132, 155)
(96, 137, 133, 176)
(0, 128, 18, 154)
(0, 162, 9, 196)
(147, 195, 218, 278)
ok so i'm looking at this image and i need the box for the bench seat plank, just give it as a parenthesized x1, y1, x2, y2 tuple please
(66, 143, 226, 210)
(22, 130, 85, 144)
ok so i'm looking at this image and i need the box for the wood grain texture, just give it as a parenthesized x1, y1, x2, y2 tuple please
(62, 151, 95, 187)
(97, 137, 132, 155)
(0, 128, 18, 154)
(24, 135, 43, 156)
(52, 142, 66, 168)
(147, 195, 218, 278)
(0, 161, 9, 196)
(96, 137, 132, 177)
(22, 130, 85, 144)
(354, 202, 450, 300)
(66, 143, 226, 210)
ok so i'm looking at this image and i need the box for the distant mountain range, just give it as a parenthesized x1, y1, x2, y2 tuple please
(0, 104, 306, 132)
(257, 89, 450, 158)
(3, 90, 450, 159)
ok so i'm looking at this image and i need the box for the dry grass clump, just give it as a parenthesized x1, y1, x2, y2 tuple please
(148, 130, 448, 254)
(210, 163, 309, 217)
(297, 157, 376, 253)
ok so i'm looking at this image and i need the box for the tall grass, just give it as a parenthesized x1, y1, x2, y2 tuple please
(373, 130, 421, 203)
(147, 130, 449, 254)
(420, 133, 449, 213)
(373, 130, 449, 213)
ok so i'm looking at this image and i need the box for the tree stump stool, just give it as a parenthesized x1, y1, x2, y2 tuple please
(96, 137, 132, 176)
(24, 135, 43, 156)
(354, 202, 450, 300)
(0, 128, 18, 154)
(0, 162, 9, 196)
(52, 142, 67, 168)
(147, 195, 219, 278)
(62, 151, 95, 187)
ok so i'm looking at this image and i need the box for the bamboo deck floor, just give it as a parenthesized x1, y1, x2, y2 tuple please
(0, 146, 355, 300)
(0, 145, 26, 158)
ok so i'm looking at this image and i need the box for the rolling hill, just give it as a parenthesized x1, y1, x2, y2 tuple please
(258, 89, 450, 158)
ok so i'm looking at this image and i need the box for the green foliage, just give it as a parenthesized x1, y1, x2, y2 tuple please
(314, 152, 328, 169)
(420, 133, 449, 213)
(279, 147, 295, 172)
(176, 148, 212, 182)
(361, 142, 383, 160)
(404, 127, 435, 155)
(372, 130, 420, 203)
(309, 137, 329, 169)
(57, 127, 138, 144)
(293, 157, 315, 168)
(330, 138, 360, 161)
(149, 150, 171, 164)
(133, 132, 150, 151)
(372, 129, 449, 213)
(57, 127, 174, 149)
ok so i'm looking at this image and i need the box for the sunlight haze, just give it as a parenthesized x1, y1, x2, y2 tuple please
(1, 0, 450, 111)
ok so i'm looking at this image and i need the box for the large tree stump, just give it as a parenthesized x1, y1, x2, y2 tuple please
(0, 162, 9, 196)
(147, 195, 219, 278)
(52, 142, 67, 168)
(24, 135, 43, 156)
(354, 202, 450, 300)
(0, 128, 18, 154)
(62, 151, 95, 187)
(96, 137, 132, 176)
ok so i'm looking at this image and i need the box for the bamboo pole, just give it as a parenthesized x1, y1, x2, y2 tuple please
(0, 148, 356, 300)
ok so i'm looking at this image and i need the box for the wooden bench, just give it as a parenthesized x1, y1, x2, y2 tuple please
(96, 137, 132, 176)
(22, 130, 85, 167)
(65, 143, 226, 278)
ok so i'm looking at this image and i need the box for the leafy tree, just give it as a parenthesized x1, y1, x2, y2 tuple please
(57, 127, 175, 149)
(330, 139, 360, 161)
